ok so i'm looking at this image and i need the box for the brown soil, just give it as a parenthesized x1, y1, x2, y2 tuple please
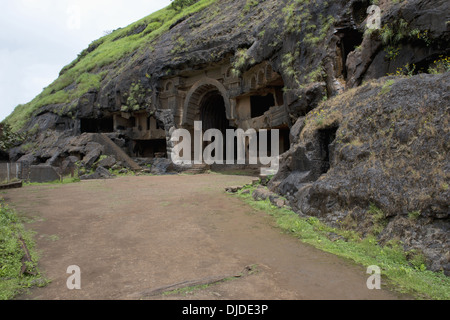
(3, 174, 408, 300)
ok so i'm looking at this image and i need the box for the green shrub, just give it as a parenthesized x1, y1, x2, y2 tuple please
(428, 56, 450, 74)
(171, 0, 200, 11)
(368, 203, 387, 235)
(0, 123, 25, 150)
(243, 0, 260, 14)
(408, 210, 421, 220)
(379, 79, 395, 95)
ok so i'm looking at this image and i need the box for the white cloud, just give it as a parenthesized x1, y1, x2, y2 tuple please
(0, 0, 172, 122)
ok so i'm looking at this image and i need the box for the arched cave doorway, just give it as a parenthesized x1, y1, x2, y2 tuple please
(199, 90, 235, 160)
(201, 91, 229, 133)
(183, 78, 232, 128)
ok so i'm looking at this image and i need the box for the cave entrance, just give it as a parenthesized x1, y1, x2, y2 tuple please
(257, 128, 290, 156)
(201, 91, 230, 133)
(318, 126, 338, 174)
(200, 90, 235, 159)
(133, 139, 167, 158)
(279, 127, 291, 154)
(336, 28, 364, 80)
(80, 118, 114, 133)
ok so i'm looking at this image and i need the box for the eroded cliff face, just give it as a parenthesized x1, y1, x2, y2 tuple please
(4, 0, 449, 273)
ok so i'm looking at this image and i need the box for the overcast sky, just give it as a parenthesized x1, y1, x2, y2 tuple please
(0, 0, 172, 122)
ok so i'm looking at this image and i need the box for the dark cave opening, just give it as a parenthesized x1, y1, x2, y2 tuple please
(352, 0, 372, 26)
(338, 28, 365, 80)
(200, 91, 236, 159)
(416, 54, 448, 75)
(80, 118, 114, 133)
(0, 150, 9, 162)
(278, 128, 291, 154)
(201, 91, 229, 133)
(256, 129, 290, 157)
(250, 94, 275, 118)
(133, 139, 167, 158)
(318, 126, 338, 174)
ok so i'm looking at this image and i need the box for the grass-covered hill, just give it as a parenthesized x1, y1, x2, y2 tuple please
(4, 0, 220, 132)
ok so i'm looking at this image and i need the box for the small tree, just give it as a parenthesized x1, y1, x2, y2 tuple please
(0, 123, 25, 151)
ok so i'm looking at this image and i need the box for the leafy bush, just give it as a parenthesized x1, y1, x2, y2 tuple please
(0, 123, 25, 151)
(379, 79, 395, 95)
(171, 0, 200, 10)
(428, 56, 450, 74)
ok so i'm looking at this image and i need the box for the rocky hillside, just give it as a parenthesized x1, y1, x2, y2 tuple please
(2, 0, 449, 273)
(269, 73, 449, 274)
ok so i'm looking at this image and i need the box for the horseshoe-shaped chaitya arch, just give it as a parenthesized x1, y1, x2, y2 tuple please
(182, 78, 233, 127)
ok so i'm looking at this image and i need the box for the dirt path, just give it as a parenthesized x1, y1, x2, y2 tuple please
(4, 174, 406, 300)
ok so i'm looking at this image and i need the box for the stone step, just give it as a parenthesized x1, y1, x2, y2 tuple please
(182, 164, 210, 174)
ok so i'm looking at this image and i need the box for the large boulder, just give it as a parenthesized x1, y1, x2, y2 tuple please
(27, 165, 60, 183)
(95, 155, 117, 169)
(150, 158, 178, 175)
(82, 148, 102, 169)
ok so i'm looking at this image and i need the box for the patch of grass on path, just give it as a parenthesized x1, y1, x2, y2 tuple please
(162, 283, 215, 297)
(0, 199, 48, 300)
(233, 184, 450, 300)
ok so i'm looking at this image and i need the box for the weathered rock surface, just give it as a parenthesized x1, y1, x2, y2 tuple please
(82, 143, 104, 169)
(95, 155, 117, 170)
